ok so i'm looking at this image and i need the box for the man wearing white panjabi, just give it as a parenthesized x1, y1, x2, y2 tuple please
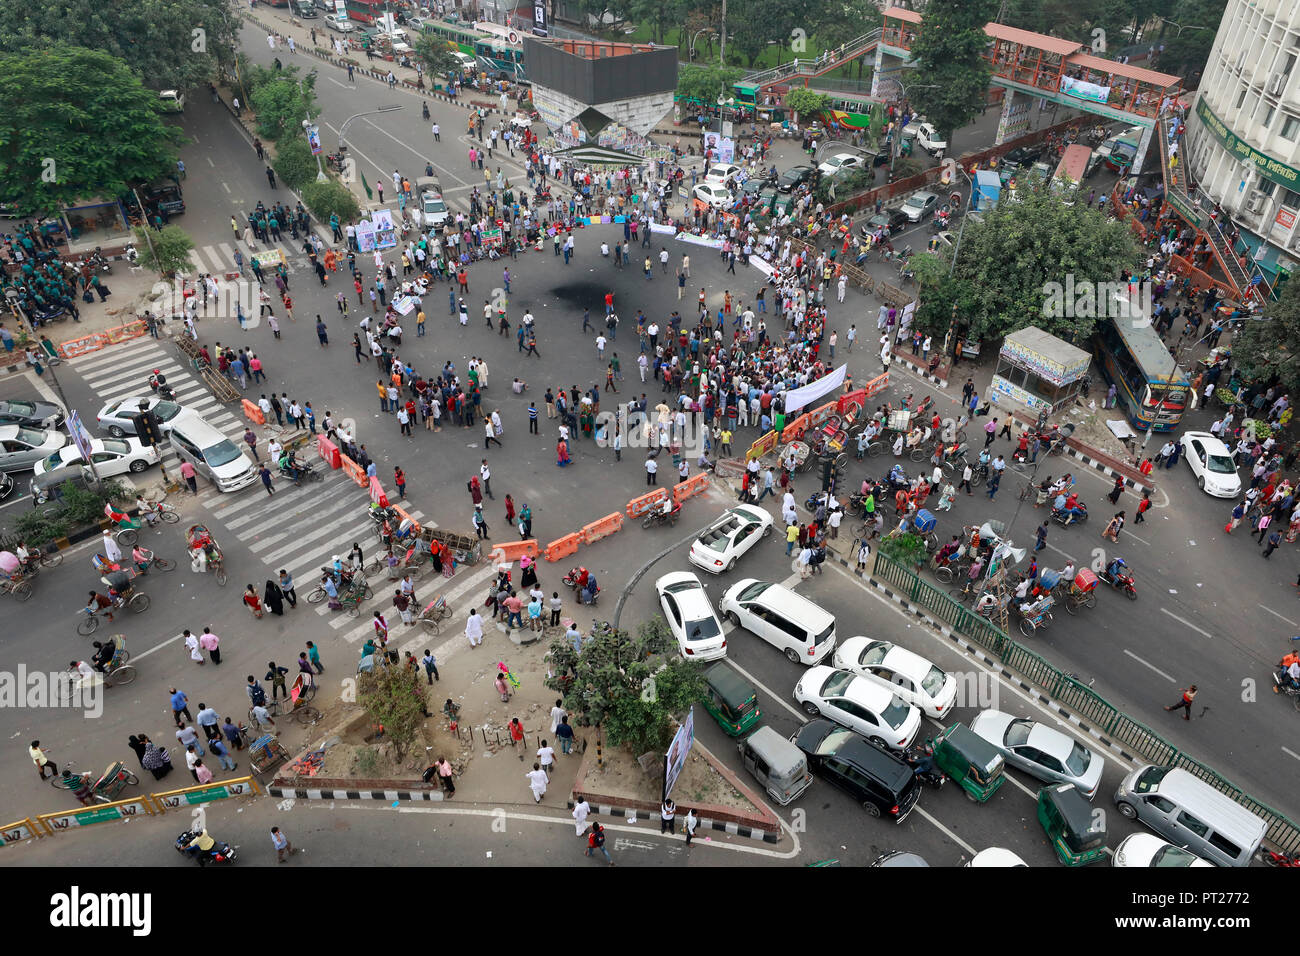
(465, 609, 484, 648)
(526, 764, 548, 803)
(572, 797, 591, 836)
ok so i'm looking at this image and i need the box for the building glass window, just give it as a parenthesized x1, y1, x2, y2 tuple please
(1282, 115, 1300, 141)
(1280, 188, 1300, 210)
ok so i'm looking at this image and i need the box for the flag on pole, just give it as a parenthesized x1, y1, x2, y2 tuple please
(360, 171, 373, 200)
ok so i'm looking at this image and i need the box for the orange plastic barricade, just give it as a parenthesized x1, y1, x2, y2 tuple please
(838, 389, 867, 414)
(626, 488, 669, 519)
(241, 399, 265, 425)
(863, 370, 890, 398)
(104, 321, 147, 345)
(672, 472, 709, 504)
(544, 532, 582, 562)
(316, 435, 341, 469)
(580, 512, 624, 546)
(807, 401, 838, 429)
(487, 540, 540, 566)
(390, 504, 422, 536)
(339, 454, 366, 488)
(746, 430, 778, 462)
(779, 413, 811, 443)
(368, 476, 389, 509)
(57, 334, 107, 359)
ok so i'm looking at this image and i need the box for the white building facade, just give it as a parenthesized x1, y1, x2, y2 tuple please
(1187, 0, 1300, 281)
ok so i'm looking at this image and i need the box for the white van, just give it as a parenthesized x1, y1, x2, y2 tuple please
(449, 51, 478, 73)
(167, 410, 258, 493)
(719, 579, 836, 664)
(1114, 765, 1268, 867)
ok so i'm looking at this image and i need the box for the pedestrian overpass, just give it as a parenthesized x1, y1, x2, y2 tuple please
(877, 6, 1184, 174)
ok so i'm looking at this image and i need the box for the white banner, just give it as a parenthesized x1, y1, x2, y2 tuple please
(749, 255, 774, 277)
(784, 364, 848, 414)
(674, 232, 724, 248)
(650, 222, 676, 235)
(391, 295, 416, 316)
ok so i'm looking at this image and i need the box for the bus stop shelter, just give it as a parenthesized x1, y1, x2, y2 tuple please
(991, 325, 1090, 416)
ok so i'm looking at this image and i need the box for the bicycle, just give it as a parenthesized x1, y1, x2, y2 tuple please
(77, 592, 150, 635)
(251, 677, 320, 725)
(1, 577, 33, 601)
(133, 548, 176, 573)
(142, 501, 181, 527)
(1018, 481, 1037, 501)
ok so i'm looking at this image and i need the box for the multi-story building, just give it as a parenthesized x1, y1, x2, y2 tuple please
(1187, 0, 1300, 283)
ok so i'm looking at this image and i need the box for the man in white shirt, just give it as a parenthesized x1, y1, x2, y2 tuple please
(537, 741, 556, 774)
(526, 763, 548, 803)
(465, 609, 484, 647)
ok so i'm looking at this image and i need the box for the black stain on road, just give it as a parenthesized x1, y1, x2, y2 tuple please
(548, 281, 607, 312)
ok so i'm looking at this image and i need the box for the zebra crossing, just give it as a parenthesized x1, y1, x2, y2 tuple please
(177, 241, 311, 279)
(68, 337, 247, 479)
(68, 337, 499, 650)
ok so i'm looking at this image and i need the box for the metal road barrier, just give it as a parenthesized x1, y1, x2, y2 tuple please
(872, 552, 1300, 853)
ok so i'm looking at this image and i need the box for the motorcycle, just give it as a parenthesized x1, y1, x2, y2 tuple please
(1271, 667, 1300, 704)
(148, 371, 176, 401)
(562, 566, 601, 603)
(279, 460, 319, 486)
(175, 829, 237, 866)
(319, 564, 359, 589)
(642, 502, 681, 529)
(89, 248, 112, 274)
(1261, 846, 1300, 867)
(1097, 563, 1137, 600)
(1051, 503, 1088, 526)
(902, 740, 946, 789)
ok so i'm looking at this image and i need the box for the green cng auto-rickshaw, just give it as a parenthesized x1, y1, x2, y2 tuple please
(1038, 783, 1109, 866)
(701, 661, 762, 737)
(932, 722, 1006, 802)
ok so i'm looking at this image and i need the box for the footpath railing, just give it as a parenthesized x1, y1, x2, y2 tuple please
(872, 551, 1300, 853)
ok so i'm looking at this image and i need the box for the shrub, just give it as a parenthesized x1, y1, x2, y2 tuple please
(301, 179, 360, 224)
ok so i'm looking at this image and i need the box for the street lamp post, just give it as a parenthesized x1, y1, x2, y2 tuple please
(337, 104, 404, 152)
(301, 71, 328, 184)
(884, 79, 939, 176)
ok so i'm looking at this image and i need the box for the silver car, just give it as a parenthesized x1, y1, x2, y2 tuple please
(901, 190, 939, 222)
(0, 425, 67, 473)
(969, 709, 1104, 798)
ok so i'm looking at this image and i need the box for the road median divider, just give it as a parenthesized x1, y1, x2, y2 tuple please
(580, 512, 624, 546)
(626, 488, 669, 518)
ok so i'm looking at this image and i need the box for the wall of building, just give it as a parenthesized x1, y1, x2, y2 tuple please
(1187, 0, 1300, 273)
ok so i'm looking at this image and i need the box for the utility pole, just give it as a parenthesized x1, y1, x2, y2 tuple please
(719, 0, 727, 67)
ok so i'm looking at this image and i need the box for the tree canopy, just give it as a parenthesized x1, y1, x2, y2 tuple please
(937, 185, 1141, 342)
(0, 0, 240, 91)
(1232, 280, 1300, 394)
(545, 618, 707, 755)
(245, 64, 319, 144)
(0, 47, 182, 216)
(676, 63, 746, 104)
(907, 0, 998, 143)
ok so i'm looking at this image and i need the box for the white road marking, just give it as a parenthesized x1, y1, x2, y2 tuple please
(1283, 746, 1300, 763)
(914, 806, 977, 855)
(133, 631, 187, 662)
(222, 182, 231, 193)
(721, 654, 806, 722)
(1159, 607, 1213, 639)
(327, 77, 351, 88)
(1262, 605, 1300, 629)
(1123, 649, 1175, 682)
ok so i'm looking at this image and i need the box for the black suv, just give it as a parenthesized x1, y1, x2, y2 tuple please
(777, 165, 816, 193)
(1000, 144, 1046, 167)
(793, 718, 921, 821)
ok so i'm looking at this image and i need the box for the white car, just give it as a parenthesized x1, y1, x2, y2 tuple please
(0, 425, 67, 473)
(693, 182, 734, 208)
(1112, 833, 1214, 868)
(688, 505, 773, 574)
(966, 848, 1028, 867)
(817, 153, 862, 177)
(35, 437, 160, 480)
(704, 162, 742, 184)
(832, 638, 957, 718)
(903, 120, 947, 155)
(969, 710, 1104, 798)
(325, 16, 354, 32)
(1180, 430, 1241, 497)
(793, 666, 921, 751)
(510, 112, 534, 131)
(96, 397, 186, 438)
(655, 571, 727, 660)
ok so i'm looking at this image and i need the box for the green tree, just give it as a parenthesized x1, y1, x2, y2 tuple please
(628, 0, 686, 46)
(676, 63, 745, 104)
(1232, 280, 1300, 394)
(357, 662, 428, 761)
(727, 0, 799, 68)
(412, 33, 458, 80)
(273, 135, 320, 190)
(0, 0, 240, 92)
(133, 225, 194, 278)
(0, 47, 181, 216)
(246, 65, 318, 144)
(1156, 0, 1226, 80)
(545, 618, 707, 754)
(907, 0, 998, 145)
(949, 185, 1140, 342)
(301, 179, 360, 224)
(784, 88, 831, 122)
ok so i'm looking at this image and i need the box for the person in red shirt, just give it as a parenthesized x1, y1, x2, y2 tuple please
(1135, 490, 1152, 523)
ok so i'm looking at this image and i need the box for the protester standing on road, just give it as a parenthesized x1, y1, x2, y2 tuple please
(1164, 684, 1197, 720)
